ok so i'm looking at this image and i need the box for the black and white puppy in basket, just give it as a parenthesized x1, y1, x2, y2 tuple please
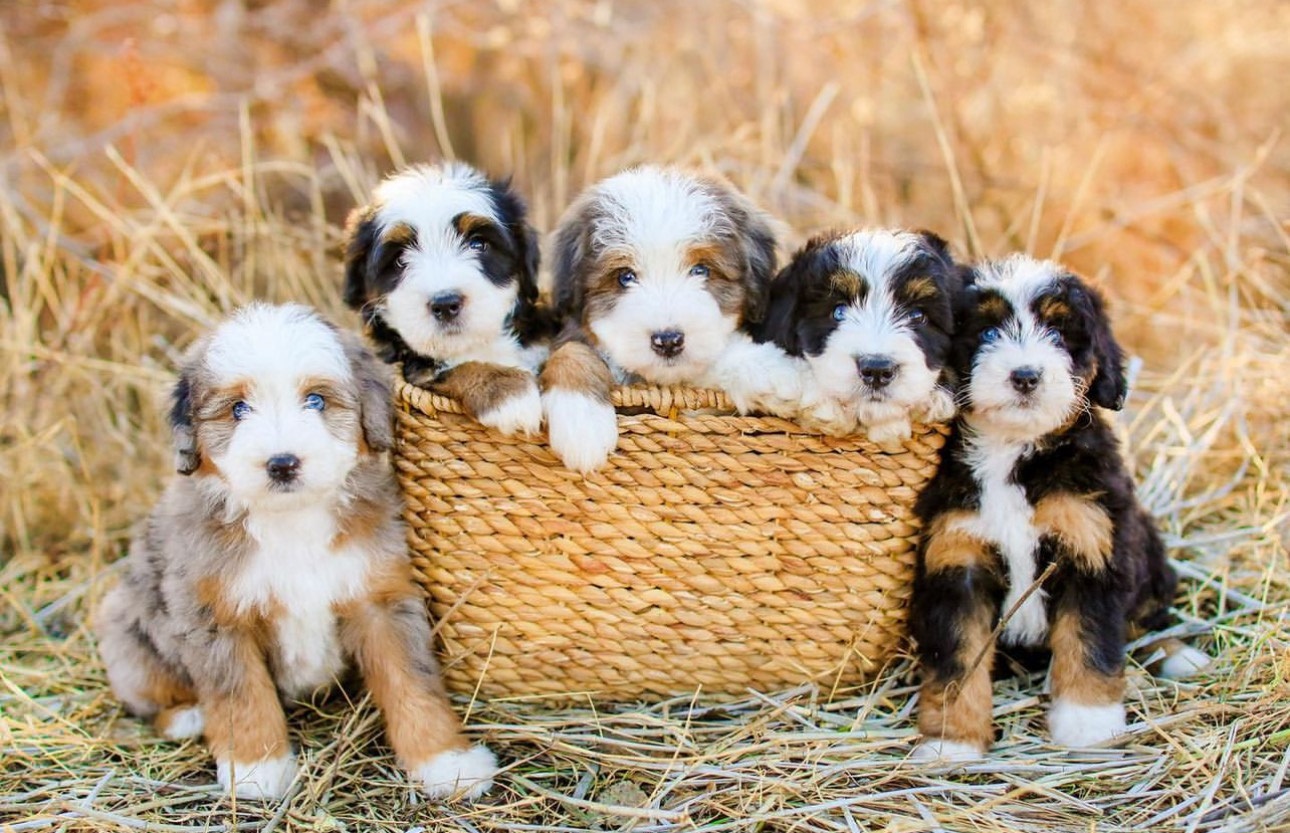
(540, 165, 803, 471)
(909, 255, 1208, 761)
(96, 304, 497, 801)
(756, 228, 962, 442)
(343, 162, 555, 435)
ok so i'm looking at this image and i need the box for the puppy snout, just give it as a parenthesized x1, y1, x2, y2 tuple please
(429, 291, 464, 322)
(857, 355, 898, 389)
(265, 453, 301, 483)
(650, 329, 685, 358)
(1010, 366, 1042, 394)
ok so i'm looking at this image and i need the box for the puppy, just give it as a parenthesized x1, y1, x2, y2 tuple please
(541, 165, 801, 471)
(95, 304, 497, 801)
(343, 162, 553, 435)
(756, 228, 961, 442)
(909, 256, 1207, 761)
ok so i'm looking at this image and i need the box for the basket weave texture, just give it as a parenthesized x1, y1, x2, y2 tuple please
(394, 378, 947, 701)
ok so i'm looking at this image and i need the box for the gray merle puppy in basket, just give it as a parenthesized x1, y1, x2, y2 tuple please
(96, 304, 496, 801)
(541, 165, 804, 472)
(343, 162, 556, 435)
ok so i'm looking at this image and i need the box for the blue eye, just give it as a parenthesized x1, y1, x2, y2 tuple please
(467, 236, 487, 252)
(618, 269, 637, 288)
(981, 327, 1001, 344)
(304, 393, 326, 411)
(689, 264, 710, 278)
(832, 303, 848, 322)
(231, 401, 251, 421)
(907, 309, 926, 325)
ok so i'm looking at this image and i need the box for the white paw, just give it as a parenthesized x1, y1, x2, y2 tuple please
(543, 389, 618, 472)
(217, 754, 297, 801)
(910, 738, 984, 763)
(710, 339, 804, 417)
(162, 706, 205, 740)
(414, 745, 498, 801)
(477, 381, 543, 436)
(864, 418, 913, 445)
(798, 388, 859, 436)
(1048, 699, 1126, 747)
(1158, 645, 1211, 680)
(920, 387, 958, 424)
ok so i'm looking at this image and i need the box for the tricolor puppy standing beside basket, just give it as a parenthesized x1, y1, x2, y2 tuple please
(382, 167, 962, 701)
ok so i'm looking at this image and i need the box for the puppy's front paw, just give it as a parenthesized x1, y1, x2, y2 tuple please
(414, 745, 498, 801)
(477, 380, 543, 436)
(543, 389, 618, 472)
(909, 738, 984, 763)
(711, 339, 804, 417)
(217, 754, 298, 801)
(865, 418, 913, 445)
(158, 705, 205, 740)
(1048, 699, 1126, 747)
(921, 387, 958, 424)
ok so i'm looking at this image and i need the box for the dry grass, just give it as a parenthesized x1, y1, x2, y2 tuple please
(2, 1, 1288, 830)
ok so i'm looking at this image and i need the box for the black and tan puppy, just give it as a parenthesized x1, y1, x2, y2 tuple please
(96, 304, 496, 800)
(756, 228, 961, 441)
(343, 162, 554, 435)
(541, 165, 802, 471)
(909, 255, 1207, 760)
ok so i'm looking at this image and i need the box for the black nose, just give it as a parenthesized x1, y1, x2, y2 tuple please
(650, 330, 685, 358)
(266, 453, 301, 483)
(429, 292, 464, 322)
(1010, 367, 1042, 393)
(857, 356, 898, 389)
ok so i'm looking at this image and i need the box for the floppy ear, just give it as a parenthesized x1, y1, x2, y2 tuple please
(516, 222, 542, 305)
(340, 331, 395, 452)
(342, 205, 380, 311)
(169, 362, 200, 476)
(713, 185, 778, 325)
(1077, 281, 1128, 410)
(550, 196, 596, 319)
(754, 264, 803, 354)
(914, 229, 953, 269)
(487, 177, 542, 307)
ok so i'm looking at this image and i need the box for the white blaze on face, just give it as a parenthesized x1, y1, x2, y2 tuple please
(968, 256, 1078, 439)
(204, 304, 358, 508)
(809, 230, 943, 425)
(585, 167, 739, 384)
(373, 165, 520, 363)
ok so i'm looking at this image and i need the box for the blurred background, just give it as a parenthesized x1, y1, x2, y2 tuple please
(1, 0, 1287, 568)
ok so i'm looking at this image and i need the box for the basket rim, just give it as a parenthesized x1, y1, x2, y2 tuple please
(396, 376, 738, 418)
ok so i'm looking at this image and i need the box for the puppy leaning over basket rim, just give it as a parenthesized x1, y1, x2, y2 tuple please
(392, 376, 948, 702)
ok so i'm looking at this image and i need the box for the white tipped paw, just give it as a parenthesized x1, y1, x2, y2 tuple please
(161, 705, 205, 740)
(798, 389, 859, 436)
(1048, 699, 1126, 747)
(477, 381, 543, 436)
(217, 754, 298, 801)
(910, 738, 984, 763)
(1158, 645, 1211, 680)
(865, 418, 913, 445)
(712, 339, 804, 417)
(543, 389, 618, 472)
(920, 387, 958, 424)
(414, 745, 498, 801)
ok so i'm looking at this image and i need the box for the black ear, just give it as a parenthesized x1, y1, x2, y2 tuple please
(340, 330, 395, 452)
(1078, 281, 1128, 410)
(342, 205, 381, 311)
(712, 185, 778, 326)
(914, 229, 952, 264)
(485, 177, 542, 307)
(169, 364, 200, 476)
(754, 263, 803, 354)
(550, 196, 595, 319)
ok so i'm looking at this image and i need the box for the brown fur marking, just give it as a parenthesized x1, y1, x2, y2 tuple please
(917, 607, 995, 751)
(1049, 609, 1125, 706)
(923, 512, 994, 573)
(539, 341, 614, 401)
(202, 635, 290, 763)
(1033, 494, 1113, 572)
(432, 362, 536, 420)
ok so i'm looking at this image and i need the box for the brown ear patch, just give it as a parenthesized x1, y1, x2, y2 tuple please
(1034, 494, 1113, 572)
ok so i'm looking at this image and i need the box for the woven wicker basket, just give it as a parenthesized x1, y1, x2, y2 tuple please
(394, 378, 947, 701)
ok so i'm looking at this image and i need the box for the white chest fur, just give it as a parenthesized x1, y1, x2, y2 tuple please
(230, 505, 370, 696)
(956, 435, 1049, 646)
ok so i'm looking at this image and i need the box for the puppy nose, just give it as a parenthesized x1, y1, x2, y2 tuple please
(857, 356, 898, 389)
(266, 453, 301, 483)
(1010, 367, 1042, 393)
(650, 330, 685, 358)
(429, 292, 464, 321)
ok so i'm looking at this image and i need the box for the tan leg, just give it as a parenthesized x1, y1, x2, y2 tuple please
(1047, 608, 1127, 747)
(434, 361, 542, 436)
